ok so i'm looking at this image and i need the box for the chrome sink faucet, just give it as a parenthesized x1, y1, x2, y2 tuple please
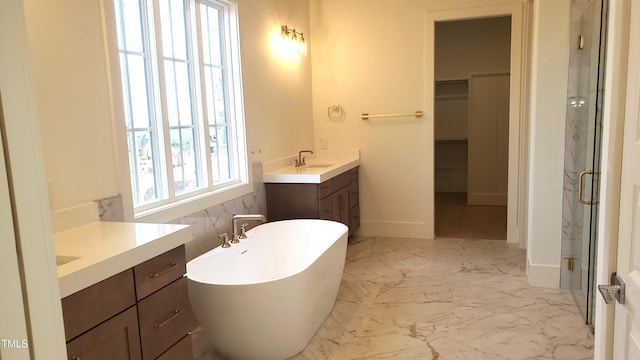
(231, 214, 266, 243)
(295, 150, 314, 167)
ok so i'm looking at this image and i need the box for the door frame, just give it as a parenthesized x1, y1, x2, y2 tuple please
(0, 0, 67, 358)
(0, 96, 30, 360)
(425, 3, 526, 244)
(593, 1, 631, 358)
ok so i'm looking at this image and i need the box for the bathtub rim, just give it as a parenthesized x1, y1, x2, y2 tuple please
(186, 219, 348, 286)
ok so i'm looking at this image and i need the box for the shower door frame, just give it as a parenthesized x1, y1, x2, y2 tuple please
(559, 0, 608, 328)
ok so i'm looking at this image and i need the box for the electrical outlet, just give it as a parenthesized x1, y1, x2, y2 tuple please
(319, 138, 329, 150)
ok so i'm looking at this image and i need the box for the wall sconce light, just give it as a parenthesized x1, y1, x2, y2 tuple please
(281, 25, 306, 56)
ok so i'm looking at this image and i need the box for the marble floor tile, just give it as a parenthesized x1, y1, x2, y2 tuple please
(293, 237, 594, 360)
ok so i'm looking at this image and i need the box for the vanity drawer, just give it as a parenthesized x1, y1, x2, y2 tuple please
(134, 245, 186, 300)
(138, 277, 196, 360)
(62, 269, 135, 341)
(331, 171, 351, 191)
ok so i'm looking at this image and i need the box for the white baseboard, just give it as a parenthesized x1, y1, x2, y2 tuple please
(357, 220, 434, 239)
(527, 258, 560, 288)
(468, 192, 507, 206)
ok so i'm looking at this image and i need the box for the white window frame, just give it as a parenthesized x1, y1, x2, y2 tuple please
(104, 0, 251, 223)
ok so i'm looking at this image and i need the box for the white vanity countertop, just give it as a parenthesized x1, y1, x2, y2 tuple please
(262, 149, 360, 184)
(55, 221, 191, 298)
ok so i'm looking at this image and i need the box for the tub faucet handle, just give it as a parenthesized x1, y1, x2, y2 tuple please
(239, 223, 249, 239)
(219, 233, 231, 248)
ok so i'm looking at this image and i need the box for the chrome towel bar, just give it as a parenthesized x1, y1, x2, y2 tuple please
(361, 111, 424, 120)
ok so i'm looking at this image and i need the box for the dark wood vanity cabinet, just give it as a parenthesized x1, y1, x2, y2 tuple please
(65, 306, 141, 360)
(266, 166, 360, 235)
(62, 245, 196, 360)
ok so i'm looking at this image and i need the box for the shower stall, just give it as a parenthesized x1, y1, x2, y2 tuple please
(560, 0, 608, 330)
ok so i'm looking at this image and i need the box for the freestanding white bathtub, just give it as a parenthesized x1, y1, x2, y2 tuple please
(186, 219, 348, 360)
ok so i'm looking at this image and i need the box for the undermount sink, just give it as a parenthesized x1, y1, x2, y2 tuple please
(56, 255, 80, 266)
(305, 163, 334, 168)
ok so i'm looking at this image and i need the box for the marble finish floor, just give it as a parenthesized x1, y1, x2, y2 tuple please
(291, 236, 594, 360)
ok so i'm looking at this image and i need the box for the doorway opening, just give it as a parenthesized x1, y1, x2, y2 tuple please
(433, 16, 511, 240)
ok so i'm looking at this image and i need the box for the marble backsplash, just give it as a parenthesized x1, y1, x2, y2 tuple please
(96, 162, 267, 262)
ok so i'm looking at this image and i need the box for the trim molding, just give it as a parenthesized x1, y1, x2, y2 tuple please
(527, 258, 560, 288)
(358, 220, 431, 239)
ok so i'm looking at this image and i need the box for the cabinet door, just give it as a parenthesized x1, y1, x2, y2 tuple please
(350, 204, 360, 234)
(62, 269, 136, 341)
(468, 73, 509, 206)
(348, 181, 359, 207)
(319, 196, 334, 220)
(66, 306, 141, 360)
(332, 188, 350, 226)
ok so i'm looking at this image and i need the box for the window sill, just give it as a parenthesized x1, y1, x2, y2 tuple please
(132, 181, 253, 224)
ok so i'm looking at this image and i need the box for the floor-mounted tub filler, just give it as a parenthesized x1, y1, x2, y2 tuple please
(187, 219, 348, 360)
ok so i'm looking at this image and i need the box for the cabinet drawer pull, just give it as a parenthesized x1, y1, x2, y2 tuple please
(321, 186, 330, 192)
(149, 262, 177, 278)
(154, 309, 181, 328)
(72, 356, 81, 360)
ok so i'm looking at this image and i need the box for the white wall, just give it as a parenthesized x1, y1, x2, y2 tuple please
(23, 0, 314, 222)
(526, 0, 571, 288)
(435, 16, 512, 80)
(310, 0, 427, 237)
(237, 0, 314, 161)
(309, 0, 526, 238)
(434, 17, 511, 141)
(24, 0, 120, 212)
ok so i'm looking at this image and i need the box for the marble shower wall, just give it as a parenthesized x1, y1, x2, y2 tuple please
(96, 162, 267, 261)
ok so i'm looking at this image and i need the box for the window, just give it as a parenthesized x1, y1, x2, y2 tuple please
(112, 0, 248, 217)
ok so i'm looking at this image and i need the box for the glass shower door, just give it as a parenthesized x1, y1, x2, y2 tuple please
(560, 0, 607, 328)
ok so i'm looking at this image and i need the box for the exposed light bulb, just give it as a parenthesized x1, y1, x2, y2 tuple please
(279, 25, 307, 57)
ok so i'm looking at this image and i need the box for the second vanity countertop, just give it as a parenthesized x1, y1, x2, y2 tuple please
(262, 149, 360, 184)
(55, 222, 191, 298)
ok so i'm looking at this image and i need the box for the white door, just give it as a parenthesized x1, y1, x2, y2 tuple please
(612, 1, 640, 357)
(0, 99, 30, 360)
